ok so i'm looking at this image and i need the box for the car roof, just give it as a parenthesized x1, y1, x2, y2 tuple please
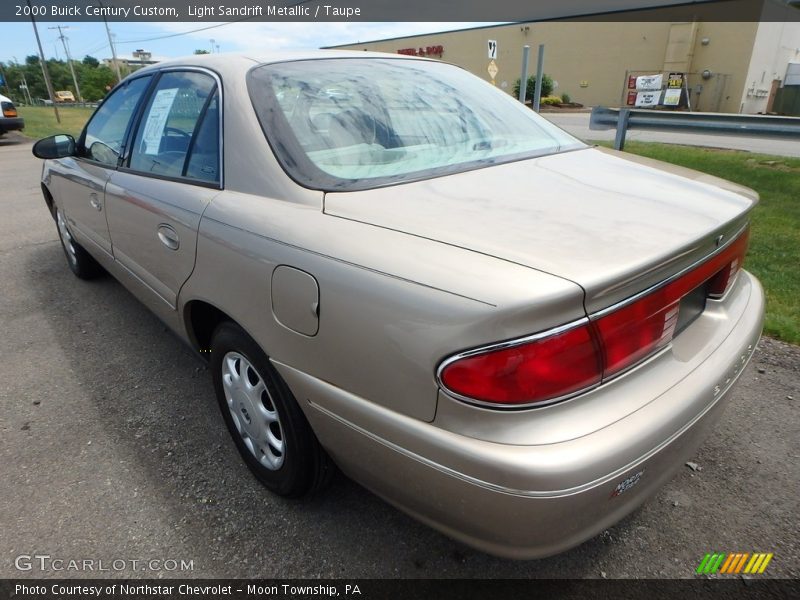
(132, 50, 432, 77)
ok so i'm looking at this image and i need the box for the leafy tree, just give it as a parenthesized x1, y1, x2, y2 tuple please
(194, 49, 210, 55)
(513, 74, 554, 101)
(82, 55, 100, 68)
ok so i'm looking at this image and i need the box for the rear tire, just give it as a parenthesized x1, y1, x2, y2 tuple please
(55, 207, 104, 280)
(210, 321, 334, 497)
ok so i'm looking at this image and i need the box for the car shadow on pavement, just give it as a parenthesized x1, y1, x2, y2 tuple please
(0, 132, 32, 147)
(20, 242, 642, 578)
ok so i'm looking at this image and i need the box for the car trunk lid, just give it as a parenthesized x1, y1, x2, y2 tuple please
(324, 147, 755, 313)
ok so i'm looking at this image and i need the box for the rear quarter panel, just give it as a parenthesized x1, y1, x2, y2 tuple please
(180, 190, 586, 421)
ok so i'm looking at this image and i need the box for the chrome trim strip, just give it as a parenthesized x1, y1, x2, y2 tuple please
(435, 221, 750, 409)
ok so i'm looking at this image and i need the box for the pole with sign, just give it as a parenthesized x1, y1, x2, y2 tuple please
(487, 40, 498, 85)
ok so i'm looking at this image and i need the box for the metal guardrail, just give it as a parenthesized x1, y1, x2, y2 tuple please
(590, 107, 800, 150)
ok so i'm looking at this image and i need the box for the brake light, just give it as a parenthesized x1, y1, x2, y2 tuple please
(439, 322, 602, 405)
(439, 226, 750, 407)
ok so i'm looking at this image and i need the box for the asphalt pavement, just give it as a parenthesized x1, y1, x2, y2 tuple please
(1, 134, 798, 579)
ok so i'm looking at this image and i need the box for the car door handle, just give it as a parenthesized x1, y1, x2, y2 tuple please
(157, 224, 180, 250)
(89, 193, 102, 211)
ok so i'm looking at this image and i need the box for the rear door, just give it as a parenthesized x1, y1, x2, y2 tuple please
(104, 69, 222, 309)
(51, 76, 152, 257)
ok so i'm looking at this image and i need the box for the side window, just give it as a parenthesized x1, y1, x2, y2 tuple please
(82, 76, 152, 166)
(129, 71, 219, 184)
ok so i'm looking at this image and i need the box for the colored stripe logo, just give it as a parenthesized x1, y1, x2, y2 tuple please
(696, 552, 773, 574)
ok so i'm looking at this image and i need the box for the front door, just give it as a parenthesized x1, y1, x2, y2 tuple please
(51, 76, 153, 257)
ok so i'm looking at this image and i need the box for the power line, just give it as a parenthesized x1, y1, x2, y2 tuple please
(115, 0, 316, 44)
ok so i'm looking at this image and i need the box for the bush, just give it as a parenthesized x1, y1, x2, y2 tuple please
(561, 92, 571, 104)
(540, 96, 563, 106)
(512, 74, 554, 100)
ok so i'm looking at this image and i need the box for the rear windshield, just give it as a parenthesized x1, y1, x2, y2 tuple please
(248, 58, 585, 191)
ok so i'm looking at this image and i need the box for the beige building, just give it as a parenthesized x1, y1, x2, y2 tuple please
(330, 20, 800, 114)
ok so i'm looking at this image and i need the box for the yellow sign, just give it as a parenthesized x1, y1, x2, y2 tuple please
(487, 60, 498, 80)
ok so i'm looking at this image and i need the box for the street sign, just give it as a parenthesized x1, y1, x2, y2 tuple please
(488, 40, 497, 60)
(487, 60, 499, 80)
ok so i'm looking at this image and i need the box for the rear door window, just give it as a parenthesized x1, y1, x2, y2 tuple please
(128, 71, 219, 184)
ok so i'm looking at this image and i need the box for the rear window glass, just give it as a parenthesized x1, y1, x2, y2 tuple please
(248, 58, 584, 191)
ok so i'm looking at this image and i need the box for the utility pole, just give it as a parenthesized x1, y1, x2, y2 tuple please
(12, 57, 33, 105)
(27, 0, 60, 123)
(99, 1, 122, 83)
(49, 25, 83, 102)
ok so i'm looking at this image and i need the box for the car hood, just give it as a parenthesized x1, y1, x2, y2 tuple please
(324, 147, 756, 312)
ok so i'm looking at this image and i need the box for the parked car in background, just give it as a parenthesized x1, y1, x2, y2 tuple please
(31, 52, 764, 559)
(0, 94, 24, 136)
(54, 90, 76, 103)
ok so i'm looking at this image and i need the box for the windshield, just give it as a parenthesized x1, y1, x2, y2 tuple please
(248, 58, 585, 191)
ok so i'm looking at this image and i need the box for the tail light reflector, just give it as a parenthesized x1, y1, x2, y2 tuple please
(439, 226, 750, 407)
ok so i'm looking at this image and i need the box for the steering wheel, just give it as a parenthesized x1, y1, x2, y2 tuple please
(164, 127, 191, 138)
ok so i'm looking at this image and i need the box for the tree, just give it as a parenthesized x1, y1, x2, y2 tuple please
(513, 74, 555, 101)
(82, 55, 100, 68)
(194, 49, 210, 55)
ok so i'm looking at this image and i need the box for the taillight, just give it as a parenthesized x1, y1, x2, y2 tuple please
(439, 226, 750, 408)
(1, 102, 17, 118)
(439, 321, 602, 406)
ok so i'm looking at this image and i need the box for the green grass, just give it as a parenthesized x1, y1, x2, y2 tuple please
(595, 141, 800, 344)
(17, 106, 94, 140)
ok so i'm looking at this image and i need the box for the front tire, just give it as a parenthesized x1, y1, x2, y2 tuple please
(55, 208, 103, 279)
(210, 322, 333, 497)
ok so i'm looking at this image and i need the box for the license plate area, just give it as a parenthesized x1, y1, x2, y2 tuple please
(675, 282, 709, 335)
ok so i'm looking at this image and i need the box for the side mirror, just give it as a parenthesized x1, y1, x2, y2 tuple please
(32, 134, 76, 159)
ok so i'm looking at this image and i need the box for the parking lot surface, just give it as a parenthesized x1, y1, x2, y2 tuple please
(1, 135, 798, 579)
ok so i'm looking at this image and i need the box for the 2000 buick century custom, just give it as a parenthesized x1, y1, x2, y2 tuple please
(33, 52, 764, 558)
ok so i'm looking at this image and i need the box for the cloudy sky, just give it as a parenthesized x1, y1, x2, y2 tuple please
(0, 21, 498, 64)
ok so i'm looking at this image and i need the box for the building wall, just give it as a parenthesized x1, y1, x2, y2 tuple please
(740, 22, 800, 113)
(333, 21, 763, 113)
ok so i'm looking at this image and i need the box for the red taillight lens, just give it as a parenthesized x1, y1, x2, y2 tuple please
(597, 226, 749, 376)
(439, 226, 749, 407)
(439, 323, 602, 406)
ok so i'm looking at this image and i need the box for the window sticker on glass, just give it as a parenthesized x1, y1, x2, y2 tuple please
(141, 88, 179, 154)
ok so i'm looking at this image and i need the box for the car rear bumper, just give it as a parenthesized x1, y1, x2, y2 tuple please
(274, 270, 765, 559)
(0, 117, 24, 133)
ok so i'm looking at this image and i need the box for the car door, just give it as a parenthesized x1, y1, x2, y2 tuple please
(104, 69, 222, 309)
(51, 76, 153, 257)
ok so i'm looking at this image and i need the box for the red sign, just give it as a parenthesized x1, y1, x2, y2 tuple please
(626, 91, 637, 106)
(627, 75, 637, 89)
(398, 45, 444, 57)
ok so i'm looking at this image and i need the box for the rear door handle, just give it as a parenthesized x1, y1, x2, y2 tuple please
(157, 224, 180, 250)
(89, 193, 102, 211)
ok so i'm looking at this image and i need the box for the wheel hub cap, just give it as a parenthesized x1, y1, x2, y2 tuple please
(221, 352, 285, 470)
